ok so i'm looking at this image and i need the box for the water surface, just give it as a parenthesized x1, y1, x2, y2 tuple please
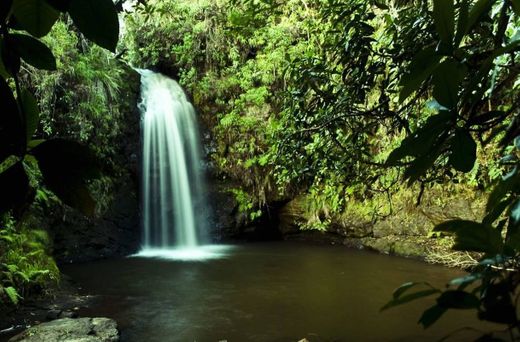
(62, 242, 495, 341)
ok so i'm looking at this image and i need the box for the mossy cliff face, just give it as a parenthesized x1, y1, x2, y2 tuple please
(279, 184, 485, 261)
(27, 59, 143, 263)
(50, 66, 142, 263)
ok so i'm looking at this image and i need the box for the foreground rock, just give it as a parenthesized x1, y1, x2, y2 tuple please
(9, 318, 119, 342)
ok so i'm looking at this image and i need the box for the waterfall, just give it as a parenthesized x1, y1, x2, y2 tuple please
(138, 70, 208, 252)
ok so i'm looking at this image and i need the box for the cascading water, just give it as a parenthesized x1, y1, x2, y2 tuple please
(135, 70, 228, 260)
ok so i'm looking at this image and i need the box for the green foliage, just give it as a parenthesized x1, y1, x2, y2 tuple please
(124, 0, 323, 215)
(0, 215, 59, 306)
(0, 0, 120, 217)
(376, 0, 520, 337)
(67, 0, 119, 52)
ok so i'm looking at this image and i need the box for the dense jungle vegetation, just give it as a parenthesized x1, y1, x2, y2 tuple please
(0, 0, 519, 338)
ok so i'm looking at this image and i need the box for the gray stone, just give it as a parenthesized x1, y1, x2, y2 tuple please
(9, 318, 119, 342)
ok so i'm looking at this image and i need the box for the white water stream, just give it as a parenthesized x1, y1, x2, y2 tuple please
(135, 70, 227, 260)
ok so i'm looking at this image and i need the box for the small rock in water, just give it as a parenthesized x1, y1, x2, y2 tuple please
(8, 317, 119, 342)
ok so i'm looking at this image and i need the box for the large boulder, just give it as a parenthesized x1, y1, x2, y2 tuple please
(9, 318, 119, 342)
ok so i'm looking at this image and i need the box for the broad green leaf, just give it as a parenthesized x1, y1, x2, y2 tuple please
(432, 60, 467, 109)
(399, 47, 442, 102)
(433, 0, 454, 45)
(404, 146, 443, 185)
(0, 40, 10, 78)
(1, 37, 20, 75)
(434, 220, 503, 254)
(479, 255, 504, 266)
(506, 199, 520, 243)
(462, 41, 520, 107)
(0, 77, 23, 163)
(449, 273, 482, 287)
(9, 34, 56, 70)
(68, 0, 119, 52)
(483, 197, 513, 225)
(511, 200, 520, 226)
(486, 168, 520, 214)
(418, 305, 447, 328)
(467, 0, 495, 33)
(506, 229, 520, 251)
(27, 139, 45, 149)
(0, 162, 31, 214)
(392, 281, 435, 299)
(454, 0, 469, 46)
(20, 89, 40, 141)
(381, 289, 440, 311)
(30, 139, 99, 215)
(0, 0, 13, 22)
(478, 282, 516, 324)
(4, 286, 21, 305)
(513, 0, 520, 16)
(468, 111, 506, 126)
(386, 111, 451, 165)
(437, 290, 479, 309)
(12, 0, 59, 38)
(501, 110, 520, 147)
(373, 1, 389, 10)
(449, 130, 476, 172)
(44, 0, 70, 11)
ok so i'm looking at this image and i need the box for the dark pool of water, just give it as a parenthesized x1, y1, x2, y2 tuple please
(62, 242, 495, 341)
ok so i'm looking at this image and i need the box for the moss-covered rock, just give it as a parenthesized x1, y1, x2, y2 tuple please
(9, 318, 119, 342)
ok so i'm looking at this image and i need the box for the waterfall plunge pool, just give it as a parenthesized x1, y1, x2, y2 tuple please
(62, 242, 496, 342)
(132, 245, 234, 261)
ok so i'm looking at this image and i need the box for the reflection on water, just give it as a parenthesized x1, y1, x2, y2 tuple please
(62, 242, 495, 342)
